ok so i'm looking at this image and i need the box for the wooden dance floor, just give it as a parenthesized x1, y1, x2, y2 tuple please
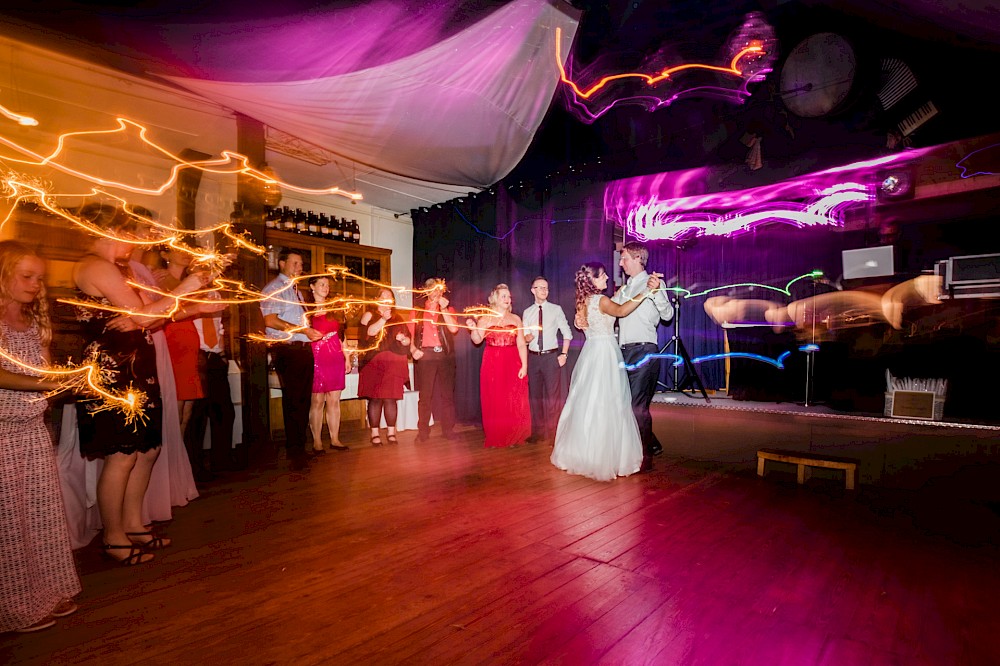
(3, 402, 1000, 665)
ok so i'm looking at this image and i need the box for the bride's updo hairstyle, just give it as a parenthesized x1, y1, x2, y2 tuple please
(573, 261, 606, 330)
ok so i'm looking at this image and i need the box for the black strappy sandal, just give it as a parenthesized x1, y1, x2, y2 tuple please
(370, 434, 383, 447)
(125, 531, 171, 550)
(102, 543, 154, 566)
(387, 434, 398, 444)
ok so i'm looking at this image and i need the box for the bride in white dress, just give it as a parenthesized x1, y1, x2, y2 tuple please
(551, 261, 653, 481)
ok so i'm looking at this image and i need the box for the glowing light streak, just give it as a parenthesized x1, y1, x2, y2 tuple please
(0, 344, 147, 424)
(626, 184, 871, 242)
(0, 100, 38, 126)
(556, 26, 764, 100)
(0, 117, 363, 202)
(956, 142, 1000, 178)
(623, 350, 792, 371)
(675, 271, 825, 301)
(556, 13, 777, 123)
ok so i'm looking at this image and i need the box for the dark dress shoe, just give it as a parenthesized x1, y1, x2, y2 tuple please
(525, 435, 541, 444)
(415, 431, 429, 442)
(651, 442, 663, 456)
(639, 457, 653, 472)
(330, 443, 350, 451)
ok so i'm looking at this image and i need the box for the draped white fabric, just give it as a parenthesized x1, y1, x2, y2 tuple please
(164, 0, 579, 211)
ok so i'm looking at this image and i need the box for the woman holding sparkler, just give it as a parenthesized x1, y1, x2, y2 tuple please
(306, 275, 351, 452)
(0, 240, 81, 633)
(72, 203, 209, 565)
(357, 288, 411, 445)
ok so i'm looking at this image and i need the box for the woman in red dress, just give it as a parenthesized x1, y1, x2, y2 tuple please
(357, 288, 411, 445)
(155, 246, 208, 477)
(306, 276, 351, 452)
(467, 284, 530, 447)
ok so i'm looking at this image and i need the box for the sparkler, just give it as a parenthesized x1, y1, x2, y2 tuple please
(0, 344, 147, 425)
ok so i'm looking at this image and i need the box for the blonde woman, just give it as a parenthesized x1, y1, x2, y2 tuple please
(0, 241, 81, 632)
(466, 284, 530, 447)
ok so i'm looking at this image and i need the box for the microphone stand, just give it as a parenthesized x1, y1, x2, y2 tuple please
(657, 243, 710, 402)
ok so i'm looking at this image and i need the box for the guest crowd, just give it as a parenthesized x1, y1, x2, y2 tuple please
(0, 192, 671, 635)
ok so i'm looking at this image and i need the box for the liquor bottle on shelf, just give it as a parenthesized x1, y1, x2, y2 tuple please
(281, 206, 296, 232)
(329, 215, 343, 242)
(318, 213, 331, 239)
(307, 211, 320, 237)
(230, 201, 244, 228)
(350, 219, 360, 244)
(264, 205, 277, 230)
(294, 208, 308, 235)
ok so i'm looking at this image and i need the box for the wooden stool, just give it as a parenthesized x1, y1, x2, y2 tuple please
(757, 448, 858, 490)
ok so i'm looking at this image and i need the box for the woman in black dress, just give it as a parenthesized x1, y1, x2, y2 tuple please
(73, 204, 209, 565)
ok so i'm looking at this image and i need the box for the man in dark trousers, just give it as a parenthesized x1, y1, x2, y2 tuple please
(408, 278, 460, 440)
(189, 304, 236, 478)
(521, 276, 572, 444)
(260, 249, 323, 470)
(613, 241, 672, 470)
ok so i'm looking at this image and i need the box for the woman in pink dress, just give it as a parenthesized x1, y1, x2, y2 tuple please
(467, 284, 530, 447)
(307, 276, 351, 452)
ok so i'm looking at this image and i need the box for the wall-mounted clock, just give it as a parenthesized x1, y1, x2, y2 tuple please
(779, 32, 857, 118)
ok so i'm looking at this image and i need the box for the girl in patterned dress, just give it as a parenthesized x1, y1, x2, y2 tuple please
(0, 240, 81, 633)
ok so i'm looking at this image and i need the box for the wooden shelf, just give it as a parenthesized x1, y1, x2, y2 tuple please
(264, 229, 392, 339)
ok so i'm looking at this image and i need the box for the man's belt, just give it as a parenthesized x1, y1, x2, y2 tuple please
(423, 346, 445, 353)
(529, 349, 558, 355)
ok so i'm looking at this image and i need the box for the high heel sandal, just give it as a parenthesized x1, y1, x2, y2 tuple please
(370, 434, 383, 446)
(387, 434, 398, 444)
(125, 531, 171, 550)
(102, 543, 154, 566)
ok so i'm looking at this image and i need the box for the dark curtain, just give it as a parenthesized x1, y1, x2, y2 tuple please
(413, 179, 616, 424)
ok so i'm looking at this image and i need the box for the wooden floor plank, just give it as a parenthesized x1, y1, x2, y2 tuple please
(4, 406, 1000, 665)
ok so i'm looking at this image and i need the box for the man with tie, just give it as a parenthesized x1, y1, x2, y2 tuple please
(613, 242, 672, 471)
(261, 249, 323, 470)
(189, 299, 237, 477)
(408, 277, 460, 440)
(522, 277, 572, 444)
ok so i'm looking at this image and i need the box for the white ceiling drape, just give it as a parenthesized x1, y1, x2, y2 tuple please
(164, 0, 580, 212)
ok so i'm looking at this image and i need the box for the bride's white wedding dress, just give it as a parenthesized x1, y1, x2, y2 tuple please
(550, 294, 643, 481)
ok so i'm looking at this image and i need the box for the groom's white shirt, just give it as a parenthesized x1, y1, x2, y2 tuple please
(612, 270, 674, 345)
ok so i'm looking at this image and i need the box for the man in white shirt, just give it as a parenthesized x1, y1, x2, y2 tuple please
(522, 276, 573, 443)
(613, 241, 673, 470)
(260, 249, 323, 470)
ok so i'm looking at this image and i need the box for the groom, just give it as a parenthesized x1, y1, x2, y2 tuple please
(613, 241, 673, 471)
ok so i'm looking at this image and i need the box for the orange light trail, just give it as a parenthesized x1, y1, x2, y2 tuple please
(0, 344, 147, 424)
(0, 101, 38, 126)
(555, 26, 765, 99)
(0, 117, 363, 202)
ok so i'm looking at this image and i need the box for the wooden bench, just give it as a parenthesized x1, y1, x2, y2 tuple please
(757, 449, 858, 490)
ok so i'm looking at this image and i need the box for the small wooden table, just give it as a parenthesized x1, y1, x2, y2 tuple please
(757, 448, 858, 490)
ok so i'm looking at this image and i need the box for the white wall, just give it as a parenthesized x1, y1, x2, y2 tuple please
(0, 34, 412, 279)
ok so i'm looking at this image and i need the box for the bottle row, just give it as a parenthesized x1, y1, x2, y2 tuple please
(264, 205, 361, 243)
